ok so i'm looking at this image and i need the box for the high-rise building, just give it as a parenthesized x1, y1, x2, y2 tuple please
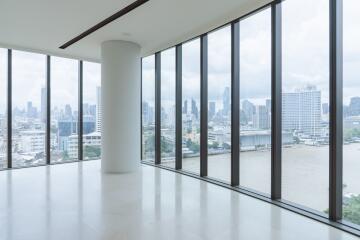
(349, 97, 360, 116)
(242, 100, 255, 124)
(222, 87, 230, 116)
(83, 103, 89, 115)
(282, 85, 321, 136)
(27, 101, 37, 118)
(191, 99, 199, 120)
(89, 104, 96, 117)
(322, 103, 329, 115)
(254, 105, 270, 129)
(209, 101, 216, 120)
(65, 104, 72, 118)
(96, 86, 102, 132)
(266, 99, 271, 114)
(142, 101, 151, 125)
(183, 100, 188, 114)
(41, 87, 46, 123)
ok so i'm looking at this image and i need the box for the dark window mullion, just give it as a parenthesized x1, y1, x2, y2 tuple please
(329, 0, 343, 221)
(231, 21, 240, 187)
(155, 52, 161, 165)
(140, 58, 143, 161)
(78, 60, 83, 161)
(7, 49, 12, 169)
(46, 56, 51, 164)
(271, 2, 282, 200)
(175, 44, 183, 170)
(200, 34, 208, 177)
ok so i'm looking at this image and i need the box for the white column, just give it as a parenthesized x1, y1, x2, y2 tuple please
(101, 40, 141, 173)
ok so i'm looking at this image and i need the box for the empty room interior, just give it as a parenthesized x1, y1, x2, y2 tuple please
(1, 0, 360, 239)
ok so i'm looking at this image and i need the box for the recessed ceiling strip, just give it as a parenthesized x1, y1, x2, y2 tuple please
(59, 0, 149, 49)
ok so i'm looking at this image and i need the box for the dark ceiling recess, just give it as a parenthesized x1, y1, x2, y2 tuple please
(59, 0, 149, 49)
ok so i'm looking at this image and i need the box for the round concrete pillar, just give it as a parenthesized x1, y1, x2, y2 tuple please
(101, 40, 141, 173)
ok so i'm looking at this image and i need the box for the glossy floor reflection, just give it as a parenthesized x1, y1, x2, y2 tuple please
(0, 161, 357, 240)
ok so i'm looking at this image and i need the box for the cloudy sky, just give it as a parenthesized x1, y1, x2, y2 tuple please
(143, 0, 360, 112)
(0, 49, 100, 113)
(1, 0, 359, 114)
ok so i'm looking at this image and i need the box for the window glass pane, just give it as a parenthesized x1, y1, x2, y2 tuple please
(51, 57, 78, 163)
(161, 48, 176, 168)
(83, 62, 101, 160)
(182, 39, 201, 173)
(142, 55, 155, 162)
(282, 0, 329, 213)
(0, 49, 7, 169)
(208, 26, 232, 182)
(239, 8, 271, 194)
(12, 51, 46, 168)
(343, 0, 360, 226)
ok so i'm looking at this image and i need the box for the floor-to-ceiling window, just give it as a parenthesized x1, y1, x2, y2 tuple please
(343, 0, 360, 226)
(207, 25, 232, 182)
(239, 8, 271, 194)
(282, 0, 329, 213)
(0, 49, 7, 169)
(142, 55, 156, 162)
(182, 39, 201, 173)
(83, 61, 101, 160)
(160, 48, 176, 168)
(12, 51, 46, 168)
(50, 57, 78, 163)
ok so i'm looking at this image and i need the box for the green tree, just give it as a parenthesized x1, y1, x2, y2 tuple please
(210, 141, 219, 149)
(85, 145, 101, 159)
(344, 128, 360, 141)
(343, 195, 360, 225)
(62, 151, 69, 160)
(186, 139, 200, 153)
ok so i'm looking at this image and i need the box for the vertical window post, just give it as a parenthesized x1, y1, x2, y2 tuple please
(46, 55, 51, 165)
(7, 49, 12, 169)
(200, 34, 208, 177)
(329, 0, 343, 221)
(175, 44, 183, 170)
(155, 52, 161, 165)
(140, 58, 143, 161)
(78, 60, 83, 161)
(231, 21, 240, 187)
(271, 1, 282, 200)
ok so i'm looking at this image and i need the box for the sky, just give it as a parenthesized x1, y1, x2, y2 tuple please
(1, 0, 360, 114)
(0, 50, 101, 113)
(143, 0, 360, 111)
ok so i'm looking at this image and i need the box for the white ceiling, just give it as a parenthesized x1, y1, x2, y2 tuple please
(0, 0, 272, 62)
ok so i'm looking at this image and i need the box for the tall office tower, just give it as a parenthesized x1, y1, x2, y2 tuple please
(142, 101, 150, 125)
(282, 85, 321, 136)
(27, 101, 37, 118)
(83, 115, 96, 134)
(65, 104, 72, 118)
(322, 103, 329, 115)
(349, 97, 360, 116)
(183, 100, 188, 114)
(254, 105, 269, 129)
(27, 101, 33, 118)
(41, 87, 46, 123)
(222, 87, 230, 116)
(266, 99, 272, 128)
(83, 103, 89, 115)
(96, 86, 102, 132)
(266, 99, 271, 113)
(242, 100, 255, 124)
(191, 99, 199, 120)
(89, 104, 96, 117)
(209, 101, 216, 120)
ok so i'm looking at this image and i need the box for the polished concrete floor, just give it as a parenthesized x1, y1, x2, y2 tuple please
(0, 161, 358, 240)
